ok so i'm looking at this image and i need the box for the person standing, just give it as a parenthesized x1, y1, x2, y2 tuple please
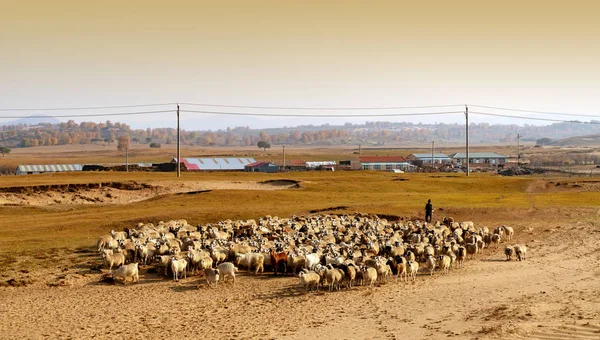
(425, 199, 433, 223)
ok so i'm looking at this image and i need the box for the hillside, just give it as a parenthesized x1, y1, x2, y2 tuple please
(550, 134, 600, 147)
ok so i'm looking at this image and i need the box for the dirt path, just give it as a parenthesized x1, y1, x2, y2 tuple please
(1, 221, 599, 339)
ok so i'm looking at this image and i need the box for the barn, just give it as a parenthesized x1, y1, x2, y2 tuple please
(172, 158, 256, 171)
(406, 153, 452, 167)
(358, 156, 414, 171)
(448, 152, 508, 166)
(244, 162, 280, 173)
(16, 164, 83, 175)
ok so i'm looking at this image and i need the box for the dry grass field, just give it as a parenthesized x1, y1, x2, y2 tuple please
(1, 144, 600, 339)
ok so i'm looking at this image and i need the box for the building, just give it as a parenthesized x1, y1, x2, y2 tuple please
(406, 153, 452, 167)
(172, 157, 256, 171)
(305, 161, 337, 170)
(244, 162, 280, 173)
(357, 156, 414, 171)
(279, 159, 307, 171)
(448, 152, 507, 166)
(16, 164, 83, 175)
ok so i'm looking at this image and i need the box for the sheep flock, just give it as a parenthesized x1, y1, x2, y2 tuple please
(97, 213, 525, 290)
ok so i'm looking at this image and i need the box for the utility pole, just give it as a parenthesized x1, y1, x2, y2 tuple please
(283, 145, 286, 171)
(465, 105, 470, 176)
(517, 133, 521, 168)
(126, 147, 128, 172)
(177, 104, 180, 178)
(358, 144, 361, 156)
(431, 141, 435, 170)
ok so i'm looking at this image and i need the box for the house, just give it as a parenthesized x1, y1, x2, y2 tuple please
(357, 156, 414, 171)
(448, 152, 508, 166)
(406, 153, 452, 167)
(172, 158, 256, 171)
(16, 164, 83, 175)
(244, 162, 279, 173)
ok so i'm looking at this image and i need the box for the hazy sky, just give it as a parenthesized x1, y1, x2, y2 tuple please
(1, 1, 599, 130)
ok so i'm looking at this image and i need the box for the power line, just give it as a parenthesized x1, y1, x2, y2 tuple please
(179, 102, 464, 111)
(0, 103, 177, 111)
(0, 110, 175, 119)
(179, 109, 465, 118)
(470, 111, 600, 124)
(469, 104, 600, 118)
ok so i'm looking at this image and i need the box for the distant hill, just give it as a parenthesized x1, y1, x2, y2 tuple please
(0, 116, 62, 126)
(550, 134, 600, 147)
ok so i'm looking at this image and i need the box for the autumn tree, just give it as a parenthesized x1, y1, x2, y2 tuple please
(257, 140, 271, 151)
(117, 135, 130, 153)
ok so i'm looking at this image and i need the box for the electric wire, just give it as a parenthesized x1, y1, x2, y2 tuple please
(0, 110, 175, 119)
(470, 111, 600, 124)
(179, 102, 464, 111)
(0, 103, 177, 111)
(469, 104, 600, 118)
(179, 109, 465, 117)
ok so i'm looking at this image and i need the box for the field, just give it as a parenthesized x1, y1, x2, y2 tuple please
(1, 145, 600, 339)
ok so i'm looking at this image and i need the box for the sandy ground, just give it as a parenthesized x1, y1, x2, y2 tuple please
(0, 179, 299, 206)
(1, 217, 599, 339)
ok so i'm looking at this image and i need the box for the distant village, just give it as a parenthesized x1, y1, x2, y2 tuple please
(15, 152, 509, 175)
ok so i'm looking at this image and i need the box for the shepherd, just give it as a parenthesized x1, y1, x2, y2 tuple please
(425, 199, 434, 223)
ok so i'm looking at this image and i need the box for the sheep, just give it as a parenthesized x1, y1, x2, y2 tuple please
(204, 268, 220, 288)
(216, 262, 238, 284)
(210, 246, 228, 265)
(456, 246, 467, 268)
(514, 244, 527, 261)
(102, 252, 125, 272)
(136, 243, 156, 266)
(336, 263, 357, 288)
(436, 255, 451, 275)
(325, 265, 343, 291)
(156, 255, 172, 276)
(504, 246, 514, 261)
(112, 263, 139, 284)
(425, 255, 436, 276)
(465, 242, 479, 260)
(235, 252, 265, 274)
(491, 233, 501, 248)
(111, 229, 127, 242)
(305, 252, 321, 271)
(287, 253, 306, 275)
(298, 270, 321, 291)
(393, 257, 408, 282)
(361, 266, 378, 287)
(171, 257, 188, 282)
(97, 235, 114, 252)
(501, 225, 514, 241)
(407, 261, 419, 281)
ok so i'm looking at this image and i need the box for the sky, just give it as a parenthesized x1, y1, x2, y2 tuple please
(1, 0, 599, 130)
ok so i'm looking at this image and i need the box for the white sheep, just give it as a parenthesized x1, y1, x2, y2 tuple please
(361, 266, 378, 287)
(112, 263, 139, 284)
(298, 270, 320, 291)
(170, 257, 188, 282)
(235, 253, 264, 274)
(514, 244, 527, 261)
(436, 255, 451, 275)
(407, 261, 419, 281)
(425, 255, 436, 276)
(501, 225, 514, 241)
(217, 262, 239, 285)
(102, 252, 125, 272)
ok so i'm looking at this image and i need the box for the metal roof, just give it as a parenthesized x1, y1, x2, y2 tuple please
(448, 152, 507, 158)
(175, 158, 256, 171)
(245, 161, 277, 168)
(17, 164, 83, 173)
(359, 156, 406, 163)
(306, 161, 336, 168)
(408, 153, 451, 160)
